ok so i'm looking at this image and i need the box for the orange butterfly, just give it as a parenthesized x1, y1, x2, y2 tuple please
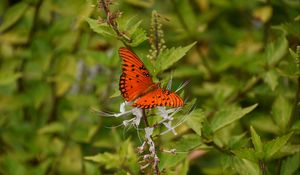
(119, 47, 184, 109)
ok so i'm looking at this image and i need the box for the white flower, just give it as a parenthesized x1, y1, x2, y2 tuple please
(144, 127, 155, 154)
(93, 102, 144, 127)
(156, 106, 182, 135)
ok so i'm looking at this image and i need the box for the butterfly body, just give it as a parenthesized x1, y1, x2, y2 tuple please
(119, 47, 184, 109)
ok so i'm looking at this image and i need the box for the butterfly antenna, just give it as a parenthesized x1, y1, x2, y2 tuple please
(175, 80, 191, 93)
(104, 122, 124, 129)
(167, 73, 173, 90)
(160, 105, 194, 136)
(91, 106, 132, 118)
(122, 124, 128, 140)
(136, 125, 143, 144)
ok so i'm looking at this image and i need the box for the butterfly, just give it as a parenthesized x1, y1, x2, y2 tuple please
(119, 47, 184, 109)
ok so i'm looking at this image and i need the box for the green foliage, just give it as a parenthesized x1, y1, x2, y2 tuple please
(0, 0, 300, 174)
(86, 18, 117, 38)
(155, 42, 197, 76)
(265, 35, 288, 66)
(85, 139, 139, 174)
(210, 104, 258, 132)
(281, 152, 300, 175)
(0, 2, 28, 32)
(186, 109, 205, 136)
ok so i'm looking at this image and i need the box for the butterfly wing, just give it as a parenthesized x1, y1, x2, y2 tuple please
(119, 47, 155, 102)
(133, 88, 184, 109)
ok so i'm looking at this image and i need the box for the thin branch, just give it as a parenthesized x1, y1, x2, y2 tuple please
(142, 109, 150, 127)
(290, 73, 300, 125)
(142, 109, 160, 175)
(289, 46, 300, 127)
(17, 0, 43, 121)
(99, 0, 131, 46)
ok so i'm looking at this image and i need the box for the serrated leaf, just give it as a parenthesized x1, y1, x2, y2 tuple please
(250, 126, 263, 157)
(289, 47, 300, 75)
(271, 95, 292, 132)
(117, 17, 147, 46)
(263, 70, 278, 91)
(0, 2, 28, 32)
(265, 35, 288, 65)
(156, 42, 197, 75)
(273, 144, 300, 159)
(128, 28, 147, 47)
(233, 158, 261, 175)
(280, 152, 300, 175)
(210, 104, 258, 132)
(86, 18, 116, 38)
(233, 148, 258, 162)
(264, 132, 293, 160)
(186, 109, 205, 136)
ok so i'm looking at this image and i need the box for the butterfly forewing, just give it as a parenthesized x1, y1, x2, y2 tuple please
(119, 47, 155, 101)
(119, 47, 184, 109)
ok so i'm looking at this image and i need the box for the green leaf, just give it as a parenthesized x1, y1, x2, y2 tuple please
(175, 159, 189, 175)
(0, 2, 28, 32)
(265, 35, 288, 65)
(86, 18, 116, 38)
(128, 27, 147, 47)
(84, 139, 138, 173)
(273, 144, 300, 159)
(210, 104, 258, 132)
(85, 152, 119, 169)
(271, 95, 292, 132)
(250, 126, 263, 158)
(280, 152, 300, 175)
(156, 42, 197, 75)
(289, 47, 300, 75)
(159, 134, 201, 169)
(176, 0, 197, 34)
(0, 71, 22, 85)
(278, 22, 300, 39)
(291, 120, 300, 132)
(233, 158, 261, 175)
(233, 148, 258, 162)
(264, 132, 293, 160)
(38, 122, 65, 135)
(263, 70, 278, 91)
(186, 109, 205, 136)
(117, 17, 147, 46)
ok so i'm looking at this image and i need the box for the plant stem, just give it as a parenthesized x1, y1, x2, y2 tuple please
(290, 46, 300, 127)
(17, 0, 43, 121)
(290, 73, 300, 125)
(99, 0, 131, 46)
(259, 160, 267, 175)
(142, 109, 160, 175)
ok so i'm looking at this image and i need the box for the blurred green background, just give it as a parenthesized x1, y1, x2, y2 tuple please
(0, 0, 299, 174)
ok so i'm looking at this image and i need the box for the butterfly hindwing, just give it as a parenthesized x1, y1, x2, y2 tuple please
(119, 47, 154, 101)
(133, 88, 184, 108)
